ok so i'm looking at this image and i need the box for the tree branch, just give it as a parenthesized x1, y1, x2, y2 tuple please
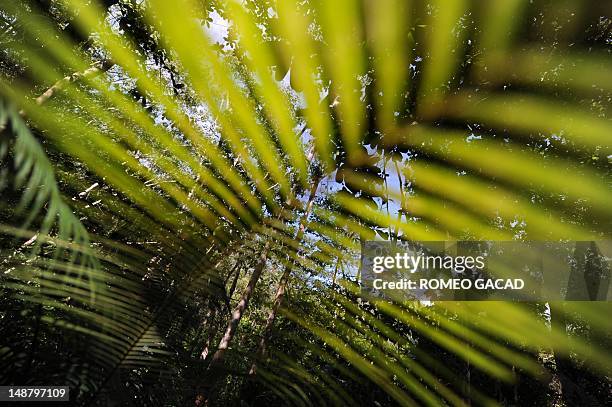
(18, 59, 114, 117)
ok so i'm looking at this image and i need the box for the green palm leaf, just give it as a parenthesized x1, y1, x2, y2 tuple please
(0, 0, 610, 405)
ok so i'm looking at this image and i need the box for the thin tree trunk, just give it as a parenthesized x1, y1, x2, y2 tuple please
(549, 302, 574, 406)
(223, 260, 240, 286)
(198, 261, 245, 360)
(199, 306, 217, 360)
(512, 366, 518, 405)
(189, 304, 210, 356)
(466, 353, 472, 406)
(393, 158, 406, 238)
(382, 151, 392, 240)
(332, 257, 340, 287)
(227, 264, 242, 301)
(209, 240, 271, 368)
(248, 176, 321, 376)
(195, 240, 272, 405)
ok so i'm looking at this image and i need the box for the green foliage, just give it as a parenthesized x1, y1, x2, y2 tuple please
(0, 99, 97, 272)
(0, 0, 610, 406)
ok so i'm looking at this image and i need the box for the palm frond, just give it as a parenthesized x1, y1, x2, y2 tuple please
(0, 0, 610, 405)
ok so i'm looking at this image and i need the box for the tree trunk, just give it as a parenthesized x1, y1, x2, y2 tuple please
(195, 240, 271, 405)
(210, 240, 271, 367)
(248, 176, 321, 376)
(549, 301, 578, 406)
(227, 263, 242, 302)
(198, 261, 245, 360)
(199, 306, 217, 360)
(331, 257, 340, 287)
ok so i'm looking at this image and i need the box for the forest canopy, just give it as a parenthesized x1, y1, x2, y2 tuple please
(0, 0, 611, 406)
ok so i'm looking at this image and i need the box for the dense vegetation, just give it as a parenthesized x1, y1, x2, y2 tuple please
(0, 0, 610, 405)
